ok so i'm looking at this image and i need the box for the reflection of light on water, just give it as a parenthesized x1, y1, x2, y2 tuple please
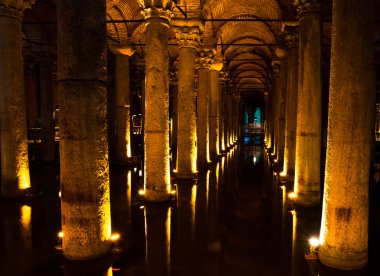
(191, 185, 197, 228)
(107, 266, 113, 276)
(206, 170, 211, 208)
(144, 207, 148, 264)
(127, 171, 132, 218)
(166, 208, 171, 273)
(20, 205, 31, 231)
(253, 156, 257, 165)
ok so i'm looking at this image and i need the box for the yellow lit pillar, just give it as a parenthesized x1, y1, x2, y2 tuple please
(209, 56, 223, 160)
(271, 63, 281, 158)
(109, 44, 135, 163)
(57, 0, 112, 259)
(282, 28, 299, 178)
(293, 0, 322, 206)
(0, 0, 34, 197)
(174, 26, 200, 179)
(219, 72, 228, 152)
(196, 49, 212, 168)
(140, 2, 174, 201)
(319, 0, 375, 269)
(276, 56, 287, 167)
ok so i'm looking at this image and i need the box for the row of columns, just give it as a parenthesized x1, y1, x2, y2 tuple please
(265, 0, 375, 270)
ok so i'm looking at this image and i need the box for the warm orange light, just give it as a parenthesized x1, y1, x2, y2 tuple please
(139, 189, 145, 196)
(288, 192, 296, 200)
(58, 231, 64, 238)
(309, 237, 320, 252)
(280, 171, 287, 177)
(110, 233, 120, 241)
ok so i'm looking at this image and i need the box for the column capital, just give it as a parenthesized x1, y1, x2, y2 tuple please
(138, 0, 175, 21)
(109, 43, 135, 56)
(174, 26, 201, 48)
(271, 61, 281, 77)
(209, 51, 224, 72)
(292, 0, 320, 16)
(284, 26, 299, 48)
(195, 49, 213, 70)
(0, 0, 35, 18)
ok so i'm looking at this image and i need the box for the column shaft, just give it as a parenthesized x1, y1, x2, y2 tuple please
(276, 59, 287, 165)
(283, 37, 299, 177)
(197, 68, 210, 167)
(114, 55, 132, 162)
(294, 4, 322, 206)
(219, 81, 225, 152)
(39, 59, 55, 162)
(144, 16, 171, 201)
(319, 0, 374, 269)
(0, 6, 31, 196)
(209, 70, 220, 159)
(57, 0, 111, 260)
(272, 72, 281, 157)
(176, 46, 197, 178)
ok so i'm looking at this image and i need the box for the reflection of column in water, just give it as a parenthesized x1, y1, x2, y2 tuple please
(111, 170, 132, 236)
(208, 165, 220, 250)
(290, 210, 298, 276)
(20, 205, 32, 239)
(175, 182, 197, 271)
(144, 205, 171, 276)
(106, 266, 113, 276)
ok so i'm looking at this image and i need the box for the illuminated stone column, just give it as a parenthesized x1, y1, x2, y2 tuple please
(266, 87, 274, 150)
(282, 29, 299, 178)
(36, 51, 55, 163)
(227, 91, 234, 146)
(319, 0, 375, 269)
(109, 44, 135, 163)
(293, 0, 322, 206)
(57, 0, 111, 259)
(209, 58, 223, 160)
(272, 63, 281, 157)
(219, 72, 228, 152)
(0, 0, 34, 197)
(170, 72, 178, 154)
(174, 26, 200, 179)
(140, 2, 174, 201)
(275, 57, 287, 166)
(196, 50, 212, 168)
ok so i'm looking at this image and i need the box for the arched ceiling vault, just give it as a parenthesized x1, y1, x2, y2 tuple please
(105, 0, 287, 96)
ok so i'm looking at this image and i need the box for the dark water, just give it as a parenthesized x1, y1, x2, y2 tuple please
(1, 144, 379, 276)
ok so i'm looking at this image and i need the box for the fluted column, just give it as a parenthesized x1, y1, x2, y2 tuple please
(57, 0, 111, 259)
(209, 57, 223, 160)
(319, 0, 375, 269)
(293, 0, 322, 206)
(196, 50, 212, 168)
(174, 26, 200, 179)
(109, 44, 135, 163)
(282, 29, 299, 178)
(0, 0, 34, 197)
(140, 2, 174, 201)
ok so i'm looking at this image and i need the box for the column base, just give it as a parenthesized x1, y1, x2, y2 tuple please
(143, 189, 173, 203)
(318, 245, 367, 270)
(294, 191, 320, 207)
(279, 173, 295, 183)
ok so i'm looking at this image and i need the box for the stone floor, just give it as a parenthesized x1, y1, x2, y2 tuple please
(0, 143, 379, 276)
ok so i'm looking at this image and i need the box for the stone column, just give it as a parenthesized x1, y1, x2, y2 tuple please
(174, 27, 200, 179)
(57, 0, 111, 260)
(196, 50, 212, 168)
(36, 51, 55, 163)
(209, 58, 223, 160)
(170, 73, 178, 156)
(275, 57, 287, 166)
(227, 91, 234, 146)
(109, 44, 135, 163)
(0, 0, 34, 197)
(282, 29, 299, 179)
(319, 0, 374, 270)
(272, 63, 281, 157)
(293, 0, 322, 206)
(140, 2, 174, 201)
(219, 72, 228, 152)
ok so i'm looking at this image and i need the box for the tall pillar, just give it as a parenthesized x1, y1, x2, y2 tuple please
(169, 72, 178, 158)
(227, 91, 234, 146)
(272, 63, 281, 157)
(35, 51, 55, 163)
(0, 0, 34, 197)
(209, 58, 223, 160)
(57, 0, 112, 259)
(109, 44, 135, 163)
(140, 2, 174, 201)
(174, 26, 200, 179)
(266, 85, 274, 150)
(196, 50, 212, 168)
(293, 0, 322, 206)
(282, 28, 299, 178)
(219, 72, 227, 152)
(275, 57, 287, 166)
(319, 0, 375, 269)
